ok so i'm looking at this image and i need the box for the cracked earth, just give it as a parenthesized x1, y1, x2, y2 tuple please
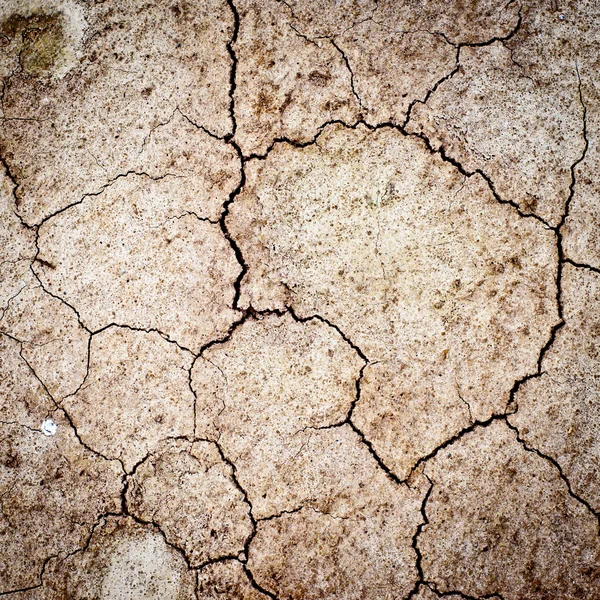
(1, 0, 600, 598)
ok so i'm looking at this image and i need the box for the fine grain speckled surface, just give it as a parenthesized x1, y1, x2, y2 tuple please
(1, 0, 600, 598)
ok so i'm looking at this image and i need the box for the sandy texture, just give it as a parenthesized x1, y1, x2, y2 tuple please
(420, 422, 600, 599)
(0, 335, 122, 592)
(233, 0, 358, 156)
(563, 44, 600, 267)
(0, 0, 234, 225)
(228, 124, 557, 478)
(35, 173, 240, 353)
(407, 1, 598, 226)
(1, 272, 89, 400)
(0, 166, 36, 312)
(63, 327, 195, 471)
(1, 0, 599, 597)
(126, 439, 253, 567)
(511, 265, 600, 512)
(15, 517, 197, 600)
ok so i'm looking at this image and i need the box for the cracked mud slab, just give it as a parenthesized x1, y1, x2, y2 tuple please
(64, 326, 195, 471)
(1, 0, 600, 598)
(0, 335, 122, 591)
(229, 123, 557, 479)
(126, 439, 254, 568)
(420, 421, 600, 599)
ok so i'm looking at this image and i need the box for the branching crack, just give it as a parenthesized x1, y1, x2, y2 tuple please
(402, 50, 460, 129)
(330, 39, 365, 110)
(497, 65, 600, 535)
(506, 420, 600, 531)
(120, 441, 247, 574)
(0, 553, 56, 596)
(90, 322, 195, 356)
(563, 257, 600, 274)
(212, 435, 281, 599)
(33, 170, 182, 229)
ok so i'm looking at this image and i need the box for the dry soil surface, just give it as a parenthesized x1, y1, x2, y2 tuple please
(1, 1, 600, 599)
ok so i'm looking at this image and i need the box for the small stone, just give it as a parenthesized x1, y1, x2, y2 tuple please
(40, 419, 57, 436)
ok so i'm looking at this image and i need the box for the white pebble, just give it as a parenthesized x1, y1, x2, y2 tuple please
(41, 419, 57, 436)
